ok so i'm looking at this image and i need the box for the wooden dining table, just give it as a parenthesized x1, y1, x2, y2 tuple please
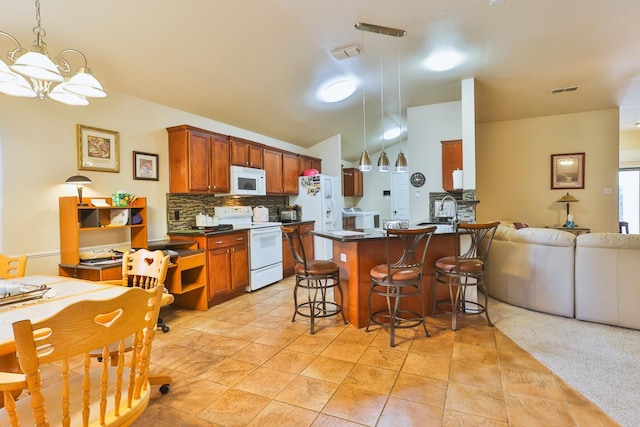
(0, 275, 131, 405)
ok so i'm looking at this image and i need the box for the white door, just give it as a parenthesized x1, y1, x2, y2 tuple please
(391, 172, 410, 221)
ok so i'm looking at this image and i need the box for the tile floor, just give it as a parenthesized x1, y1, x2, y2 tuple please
(135, 277, 620, 426)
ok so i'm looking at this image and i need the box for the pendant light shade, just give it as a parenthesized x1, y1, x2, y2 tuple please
(378, 151, 390, 172)
(395, 151, 408, 172)
(359, 151, 372, 171)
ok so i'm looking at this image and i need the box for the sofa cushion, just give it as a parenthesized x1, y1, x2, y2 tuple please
(576, 232, 640, 249)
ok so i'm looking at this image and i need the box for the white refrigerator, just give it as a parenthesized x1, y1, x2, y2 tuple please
(292, 175, 342, 260)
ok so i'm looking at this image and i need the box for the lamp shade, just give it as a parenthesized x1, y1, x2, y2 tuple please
(65, 175, 92, 185)
(358, 151, 372, 172)
(395, 151, 408, 172)
(557, 192, 579, 203)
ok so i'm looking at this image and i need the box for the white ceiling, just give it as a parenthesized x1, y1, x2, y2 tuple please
(2, 0, 640, 162)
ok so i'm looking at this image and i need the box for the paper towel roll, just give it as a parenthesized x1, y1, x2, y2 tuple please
(452, 169, 463, 189)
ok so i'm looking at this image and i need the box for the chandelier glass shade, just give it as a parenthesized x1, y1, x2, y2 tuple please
(0, 0, 107, 106)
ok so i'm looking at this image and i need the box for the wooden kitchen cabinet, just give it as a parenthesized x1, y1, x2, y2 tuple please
(206, 231, 248, 302)
(230, 136, 263, 169)
(167, 125, 230, 194)
(171, 230, 248, 306)
(264, 147, 299, 195)
(342, 167, 363, 197)
(282, 221, 315, 277)
(441, 139, 462, 191)
(299, 155, 322, 175)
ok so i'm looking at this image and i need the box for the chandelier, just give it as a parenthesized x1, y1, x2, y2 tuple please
(0, 0, 107, 106)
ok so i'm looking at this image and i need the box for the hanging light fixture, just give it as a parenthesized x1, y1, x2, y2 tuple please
(377, 30, 390, 172)
(357, 27, 372, 172)
(394, 31, 408, 173)
(0, 0, 107, 106)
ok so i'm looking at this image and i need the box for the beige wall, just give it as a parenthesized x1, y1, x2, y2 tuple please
(476, 109, 620, 232)
(0, 91, 312, 275)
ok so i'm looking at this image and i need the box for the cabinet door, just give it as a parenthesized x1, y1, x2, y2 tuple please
(230, 137, 250, 166)
(211, 133, 230, 193)
(282, 152, 300, 194)
(230, 243, 249, 291)
(342, 168, 363, 197)
(248, 144, 263, 169)
(263, 148, 283, 194)
(441, 139, 462, 191)
(207, 247, 231, 300)
(187, 130, 212, 192)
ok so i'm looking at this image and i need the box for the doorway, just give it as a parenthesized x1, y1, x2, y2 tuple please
(619, 168, 639, 233)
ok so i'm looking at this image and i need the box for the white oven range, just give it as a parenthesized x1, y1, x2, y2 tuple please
(215, 206, 283, 292)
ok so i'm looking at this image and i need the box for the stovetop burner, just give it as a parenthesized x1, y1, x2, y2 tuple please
(192, 224, 234, 232)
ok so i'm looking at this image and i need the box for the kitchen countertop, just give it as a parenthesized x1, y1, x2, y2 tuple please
(313, 225, 456, 241)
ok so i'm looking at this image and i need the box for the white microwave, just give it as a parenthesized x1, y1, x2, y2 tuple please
(230, 166, 266, 196)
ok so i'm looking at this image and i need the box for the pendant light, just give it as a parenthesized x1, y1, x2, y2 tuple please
(357, 28, 372, 172)
(394, 31, 408, 172)
(377, 30, 390, 172)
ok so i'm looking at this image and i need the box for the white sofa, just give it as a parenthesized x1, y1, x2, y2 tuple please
(575, 233, 640, 329)
(486, 222, 576, 317)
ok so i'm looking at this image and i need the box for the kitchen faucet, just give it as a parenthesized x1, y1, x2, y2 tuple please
(439, 195, 459, 228)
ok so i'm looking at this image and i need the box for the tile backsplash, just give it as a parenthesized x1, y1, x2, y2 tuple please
(429, 190, 478, 223)
(166, 194, 287, 232)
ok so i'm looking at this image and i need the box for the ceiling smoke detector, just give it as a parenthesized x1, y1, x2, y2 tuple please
(331, 45, 362, 60)
(550, 86, 580, 94)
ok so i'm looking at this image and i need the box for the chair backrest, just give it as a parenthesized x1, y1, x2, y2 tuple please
(383, 226, 437, 280)
(282, 226, 308, 268)
(0, 254, 26, 279)
(3, 285, 164, 426)
(120, 249, 170, 289)
(457, 221, 500, 264)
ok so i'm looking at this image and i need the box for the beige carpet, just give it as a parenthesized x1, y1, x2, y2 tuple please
(489, 297, 638, 427)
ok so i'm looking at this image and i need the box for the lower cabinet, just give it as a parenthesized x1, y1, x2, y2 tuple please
(282, 222, 315, 277)
(206, 231, 249, 302)
(171, 230, 249, 307)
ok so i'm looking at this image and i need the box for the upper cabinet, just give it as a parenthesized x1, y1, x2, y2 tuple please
(299, 155, 322, 175)
(264, 148, 299, 195)
(230, 136, 263, 169)
(441, 139, 462, 191)
(342, 167, 363, 197)
(167, 125, 230, 194)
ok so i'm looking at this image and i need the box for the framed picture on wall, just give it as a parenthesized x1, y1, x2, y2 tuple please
(77, 124, 120, 173)
(133, 151, 159, 181)
(551, 152, 585, 189)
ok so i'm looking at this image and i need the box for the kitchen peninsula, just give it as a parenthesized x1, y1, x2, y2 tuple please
(313, 226, 458, 328)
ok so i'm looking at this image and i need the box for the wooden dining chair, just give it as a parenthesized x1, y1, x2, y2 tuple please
(98, 249, 173, 393)
(0, 285, 164, 426)
(0, 254, 26, 279)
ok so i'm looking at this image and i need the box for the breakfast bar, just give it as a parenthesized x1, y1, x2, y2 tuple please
(313, 226, 458, 328)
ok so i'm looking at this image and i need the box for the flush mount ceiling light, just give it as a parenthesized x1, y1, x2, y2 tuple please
(0, 0, 107, 106)
(319, 78, 358, 103)
(635, 121, 640, 128)
(423, 49, 465, 72)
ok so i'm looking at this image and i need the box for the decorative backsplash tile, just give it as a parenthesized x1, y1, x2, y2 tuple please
(429, 190, 478, 223)
(166, 194, 288, 232)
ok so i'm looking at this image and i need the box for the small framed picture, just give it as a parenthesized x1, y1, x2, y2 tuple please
(133, 151, 159, 181)
(551, 152, 585, 189)
(77, 124, 120, 173)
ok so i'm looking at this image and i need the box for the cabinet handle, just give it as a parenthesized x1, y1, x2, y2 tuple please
(344, 172, 352, 176)
(236, 237, 243, 241)
(215, 240, 223, 244)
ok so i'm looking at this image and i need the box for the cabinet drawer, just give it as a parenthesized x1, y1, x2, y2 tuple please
(179, 252, 205, 270)
(206, 231, 247, 248)
(299, 223, 315, 234)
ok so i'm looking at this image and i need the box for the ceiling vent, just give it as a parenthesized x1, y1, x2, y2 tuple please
(331, 45, 362, 60)
(550, 86, 580, 94)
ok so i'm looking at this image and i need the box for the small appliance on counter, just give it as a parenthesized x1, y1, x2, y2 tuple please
(280, 205, 301, 222)
(252, 205, 269, 222)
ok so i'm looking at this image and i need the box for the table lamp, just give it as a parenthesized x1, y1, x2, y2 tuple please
(65, 175, 92, 206)
(557, 192, 579, 227)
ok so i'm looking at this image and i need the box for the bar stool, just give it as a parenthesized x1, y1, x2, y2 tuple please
(619, 221, 629, 234)
(432, 221, 499, 331)
(367, 226, 436, 347)
(282, 226, 347, 334)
